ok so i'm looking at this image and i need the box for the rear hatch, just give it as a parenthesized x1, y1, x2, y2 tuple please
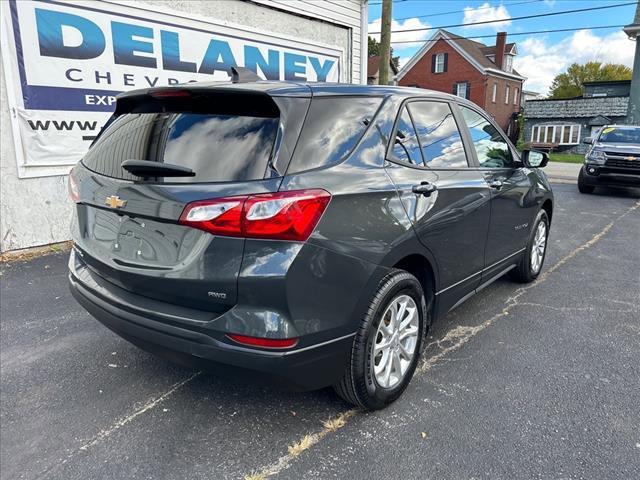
(71, 86, 306, 312)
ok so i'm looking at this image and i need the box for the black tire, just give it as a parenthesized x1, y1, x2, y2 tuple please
(510, 210, 549, 283)
(578, 167, 595, 194)
(333, 269, 427, 410)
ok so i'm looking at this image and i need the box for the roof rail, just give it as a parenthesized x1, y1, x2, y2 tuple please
(229, 66, 262, 83)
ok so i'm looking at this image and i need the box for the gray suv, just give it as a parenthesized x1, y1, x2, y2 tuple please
(68, 79, 553, 410)
(579, 125, 640, 193)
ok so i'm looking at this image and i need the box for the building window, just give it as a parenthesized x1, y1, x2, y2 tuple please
(513, 88, 519, 106)
(504, 55, 513, 73)
(553, 126, 562, 144)
(434, 53, 446, 73)
(455, 82, 468, 98)
(571, 125, 580, 143)
(492, 83, 497, 103)
(530, 124, 581, 145)
(505, 85, 510, 104)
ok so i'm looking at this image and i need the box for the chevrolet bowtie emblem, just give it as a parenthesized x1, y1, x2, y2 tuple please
(625, 156, 636, 161)
(105, 195, 126, 209)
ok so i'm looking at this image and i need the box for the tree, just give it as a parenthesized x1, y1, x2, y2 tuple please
(549, 61, 632, 99)
(368, 36, 399, 69)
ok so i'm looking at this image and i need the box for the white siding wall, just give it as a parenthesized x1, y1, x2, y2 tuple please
(0, 0, 366, 252)
(252, 0, 365, 83)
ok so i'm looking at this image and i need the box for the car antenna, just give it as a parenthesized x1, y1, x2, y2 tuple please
(229, 66, 262, 83)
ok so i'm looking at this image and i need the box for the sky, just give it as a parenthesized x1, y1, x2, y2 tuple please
(367, 0, 637, 94)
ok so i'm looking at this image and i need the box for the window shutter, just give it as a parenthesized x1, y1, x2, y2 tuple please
(466, 82, 470, 100)
(453, 83, 458, 95)
(443, 53, 448, 72)
(431, 55, 436, 73)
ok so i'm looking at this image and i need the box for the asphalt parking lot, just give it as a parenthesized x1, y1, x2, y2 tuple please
(1, 183, 639, 480)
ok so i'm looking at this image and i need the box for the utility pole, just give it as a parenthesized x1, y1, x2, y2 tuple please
(379, 0, 392, 85)
(624, 1, 640, 124)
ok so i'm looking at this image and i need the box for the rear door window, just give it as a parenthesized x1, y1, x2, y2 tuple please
(407, 101, 468, 168)
(287, 97, 383, 173)
(83, 112, 279, 183)
(392, 107, 423, 165)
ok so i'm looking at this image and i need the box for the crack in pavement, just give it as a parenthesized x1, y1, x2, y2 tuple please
(244, 410, 357, 480)
(244, 199, 639, 480)
(34, 372, 200, 480)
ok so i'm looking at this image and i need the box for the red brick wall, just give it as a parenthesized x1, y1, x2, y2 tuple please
(398, 39, 486, 108)
(397, 39, 524, 132)
(483, 75, 522, 132)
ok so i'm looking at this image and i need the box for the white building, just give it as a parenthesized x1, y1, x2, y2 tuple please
(521, 90, 543, 104)
(0, 0, 367, 252)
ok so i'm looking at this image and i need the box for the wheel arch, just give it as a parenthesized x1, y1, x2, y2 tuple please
(392, 253, 436, 326)
(541, 198, 553, 225)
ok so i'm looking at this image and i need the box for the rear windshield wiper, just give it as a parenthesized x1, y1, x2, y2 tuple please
(121, 160, 195, 178)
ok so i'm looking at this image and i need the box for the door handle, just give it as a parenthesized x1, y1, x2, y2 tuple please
(488, 180, 503, 190)
(412, 182, 438, 197)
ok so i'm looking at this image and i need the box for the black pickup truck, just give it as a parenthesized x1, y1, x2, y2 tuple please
(578, 125, 640, 193)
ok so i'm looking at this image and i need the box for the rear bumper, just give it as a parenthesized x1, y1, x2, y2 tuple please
(69, 266, 354, 391)
(582, 164, 640, 188)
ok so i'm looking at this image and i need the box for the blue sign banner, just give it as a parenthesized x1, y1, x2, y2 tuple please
(0, 0, 343, 177)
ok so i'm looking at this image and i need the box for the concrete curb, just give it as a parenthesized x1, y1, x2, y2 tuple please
(548, 176, 577, 184)
(0, 241, 72, 263)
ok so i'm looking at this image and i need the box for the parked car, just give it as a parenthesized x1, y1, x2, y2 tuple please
(578, 125, 640, 193)
(68, 77, 553, 410)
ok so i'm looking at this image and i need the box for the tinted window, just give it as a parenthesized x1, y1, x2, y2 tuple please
(392, 107, 423, 165)
(407, 101, 467, 168)
(83, 113, 278, 182)
(460, 107, 514, 168)
(288, 97, 382, 173)
(598, 126, 640, 144)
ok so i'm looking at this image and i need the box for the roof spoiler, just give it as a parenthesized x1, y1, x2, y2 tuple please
(113, 87, 279, 118)
(229, 66, 262, 83)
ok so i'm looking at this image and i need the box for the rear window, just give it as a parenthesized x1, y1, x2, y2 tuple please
(83, 112, 279, 183)
(287, 97, 383, 173)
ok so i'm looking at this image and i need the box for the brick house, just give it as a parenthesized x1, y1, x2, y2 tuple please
(367, 56, 399, 85)
(395, 29, 525, 137)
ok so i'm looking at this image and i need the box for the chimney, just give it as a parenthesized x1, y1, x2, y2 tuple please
(495, 32, 506, 69)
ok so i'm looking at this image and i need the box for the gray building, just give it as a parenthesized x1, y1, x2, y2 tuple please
(524, 80, 631, 154)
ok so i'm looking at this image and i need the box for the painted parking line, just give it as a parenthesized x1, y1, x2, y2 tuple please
(34, 373, 200, 480)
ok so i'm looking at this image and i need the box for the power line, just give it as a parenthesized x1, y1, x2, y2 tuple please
(369, 1, 636, 34)
(394, 0, 544, 21)
(389, 24, 627, 44)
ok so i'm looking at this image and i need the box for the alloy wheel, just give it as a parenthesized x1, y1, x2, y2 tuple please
(530, 221, 547, 274)
(371, 294, 419, 389)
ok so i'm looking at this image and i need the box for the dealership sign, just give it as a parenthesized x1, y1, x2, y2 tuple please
(0, 0, 343, 178)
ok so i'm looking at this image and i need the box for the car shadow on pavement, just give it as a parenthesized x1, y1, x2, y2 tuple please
(581, 186, 640, 198)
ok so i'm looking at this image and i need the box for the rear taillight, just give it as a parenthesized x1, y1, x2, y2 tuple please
(227, 333, 299, 349)
(68, 167, 80, 203)
(179, 189, 331, 241)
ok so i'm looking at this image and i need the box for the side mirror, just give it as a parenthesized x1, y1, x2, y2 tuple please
(583, 137, 593, 145)
(521, 149, 549, 168)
